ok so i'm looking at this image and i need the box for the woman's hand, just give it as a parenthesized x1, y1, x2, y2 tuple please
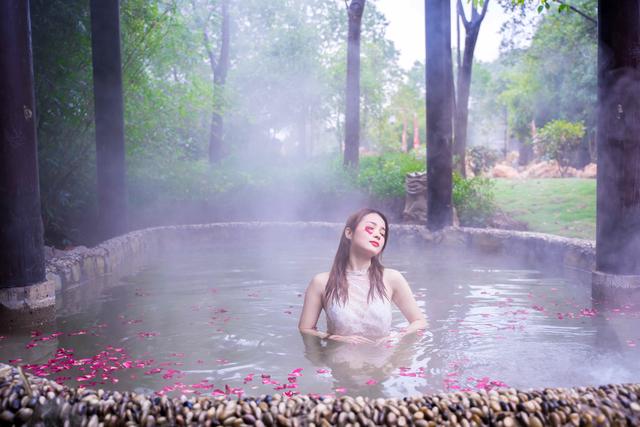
(373, 330, 406, 346)
(328, 334, 376, 344)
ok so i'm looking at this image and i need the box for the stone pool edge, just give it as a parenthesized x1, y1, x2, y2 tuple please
(42, 222, 596, 295)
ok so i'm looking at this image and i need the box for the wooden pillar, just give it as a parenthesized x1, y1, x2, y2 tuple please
(0, 1, 55, 316)
(425, 0, 454, 231)
(90, 0, 128, 241)
(0, 0, 46, 289)
(594, 0, 640, 288)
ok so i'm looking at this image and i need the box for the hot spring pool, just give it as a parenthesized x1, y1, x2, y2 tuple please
(2, 231, 639, 399)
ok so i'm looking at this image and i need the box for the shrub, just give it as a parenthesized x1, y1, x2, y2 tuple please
(467, 146, 500, 176)
(536, 119, 585, 176)
(452, 172, 496, 227)
(356, 152, 424, 198)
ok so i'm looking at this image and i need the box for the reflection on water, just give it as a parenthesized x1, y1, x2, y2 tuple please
(1, 234, 639, 398)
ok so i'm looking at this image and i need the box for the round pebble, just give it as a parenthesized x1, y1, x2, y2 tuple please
(0, 363, 637, 427)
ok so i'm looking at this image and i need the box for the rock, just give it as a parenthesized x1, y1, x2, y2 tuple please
(16, 407, 34, 423)
(505, 151, 519, 167)
(578, 163, 597, 178)
(521, 160, 580, 178)
(491, 164, 520, 178)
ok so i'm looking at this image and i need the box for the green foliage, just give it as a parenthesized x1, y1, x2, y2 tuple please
(129, 151, 497, 229)
(512, 0, 576, 13)
(356, 153, 424, 198)
(30, 0, 96, 245)
(31, 0, 504, 245)
(474, 0, 596, 157)
(536, 119, 585, 175)
(377, 61, 426, 153)
(32, 0, 401, 244)
(452, 173, 497, 227)
(467, 146, 500, 176)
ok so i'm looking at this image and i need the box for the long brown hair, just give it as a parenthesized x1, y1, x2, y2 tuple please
(324, 208, 390, 307)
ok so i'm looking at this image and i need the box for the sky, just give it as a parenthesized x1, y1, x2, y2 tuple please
(376, 0, 511, 69)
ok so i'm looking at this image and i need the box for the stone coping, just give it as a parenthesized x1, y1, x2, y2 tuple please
(42, 222, 596, 294)
(1, 363, 639, 426)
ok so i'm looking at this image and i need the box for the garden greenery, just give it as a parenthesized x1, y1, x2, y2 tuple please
(452, 173, 497, 227)
(536, 120, 586, 175)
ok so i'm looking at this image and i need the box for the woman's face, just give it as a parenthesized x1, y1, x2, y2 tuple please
(347, 213, 387, 257)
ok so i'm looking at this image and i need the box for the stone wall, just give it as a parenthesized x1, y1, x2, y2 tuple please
(42, 223, 597, 296)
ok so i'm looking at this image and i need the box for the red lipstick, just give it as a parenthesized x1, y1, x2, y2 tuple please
(370, 240, 380, 248)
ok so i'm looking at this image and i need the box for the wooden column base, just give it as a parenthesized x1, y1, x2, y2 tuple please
(0, 280, 55, 311)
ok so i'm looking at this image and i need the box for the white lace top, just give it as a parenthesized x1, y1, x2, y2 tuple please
(324, 268, 392, 338)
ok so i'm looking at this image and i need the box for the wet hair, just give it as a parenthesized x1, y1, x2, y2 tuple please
(324, 208, 390, 307)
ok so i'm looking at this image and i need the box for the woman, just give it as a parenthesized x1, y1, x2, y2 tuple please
(298, 208, 427, 344)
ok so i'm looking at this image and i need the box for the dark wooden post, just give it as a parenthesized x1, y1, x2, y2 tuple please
(343, 0, 366, 169)
(0, 0, 46, 289)
(425, 0, 454, 231)
(594, 0, 640, 287)
(90, 0, 128, 241)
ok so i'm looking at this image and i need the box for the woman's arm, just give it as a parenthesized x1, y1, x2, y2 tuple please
(298, 274, 331, 339)
(389, 269, 428, 335)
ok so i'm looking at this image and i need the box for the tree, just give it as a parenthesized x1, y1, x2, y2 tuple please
(343, 0, 366, 168)
(489, 1, 596, 164)
(90, 0, 128, 240)
(192, 0, 230, 164)
(425, 0, 454, 230)
(383, 61, 426, 153)
(536, 119, 585, 176)
(453, 0, 490, 176)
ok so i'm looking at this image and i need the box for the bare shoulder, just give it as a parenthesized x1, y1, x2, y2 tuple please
(383, 268, 404, 282)
(383, 268, 407, 291)
(310, 272, 330, 292)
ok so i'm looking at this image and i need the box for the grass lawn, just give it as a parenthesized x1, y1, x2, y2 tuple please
(491, 178, 596, 240)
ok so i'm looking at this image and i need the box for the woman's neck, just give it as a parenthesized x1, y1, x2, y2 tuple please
(346, 251, 371, 272)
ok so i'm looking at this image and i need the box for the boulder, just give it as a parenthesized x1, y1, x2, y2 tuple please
(522, 160, 562, 178)
(491, 164, 520, 178)
(578, 163, 597, 178)
(505, 150, 519, 167)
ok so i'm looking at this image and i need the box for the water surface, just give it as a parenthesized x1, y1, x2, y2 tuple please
(2, 233, 638, 398)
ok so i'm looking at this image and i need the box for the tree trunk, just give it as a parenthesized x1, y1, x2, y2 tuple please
(504, 108, 509, 157)
(425, 0, 454, 231)
(343, 0, 366, 168)
(209, 0, 230, 164)
(401, 116, 407, 152)
(453, 0, 489, 177)
(595, 0, 640, 276)
(413, 113, 420, 150)
(0, 0, 46, 288)
(90, 0, 127, 241)
(297, 107, 308, 159)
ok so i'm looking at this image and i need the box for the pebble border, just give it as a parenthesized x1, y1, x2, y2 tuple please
(1, 363, 639, 426)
